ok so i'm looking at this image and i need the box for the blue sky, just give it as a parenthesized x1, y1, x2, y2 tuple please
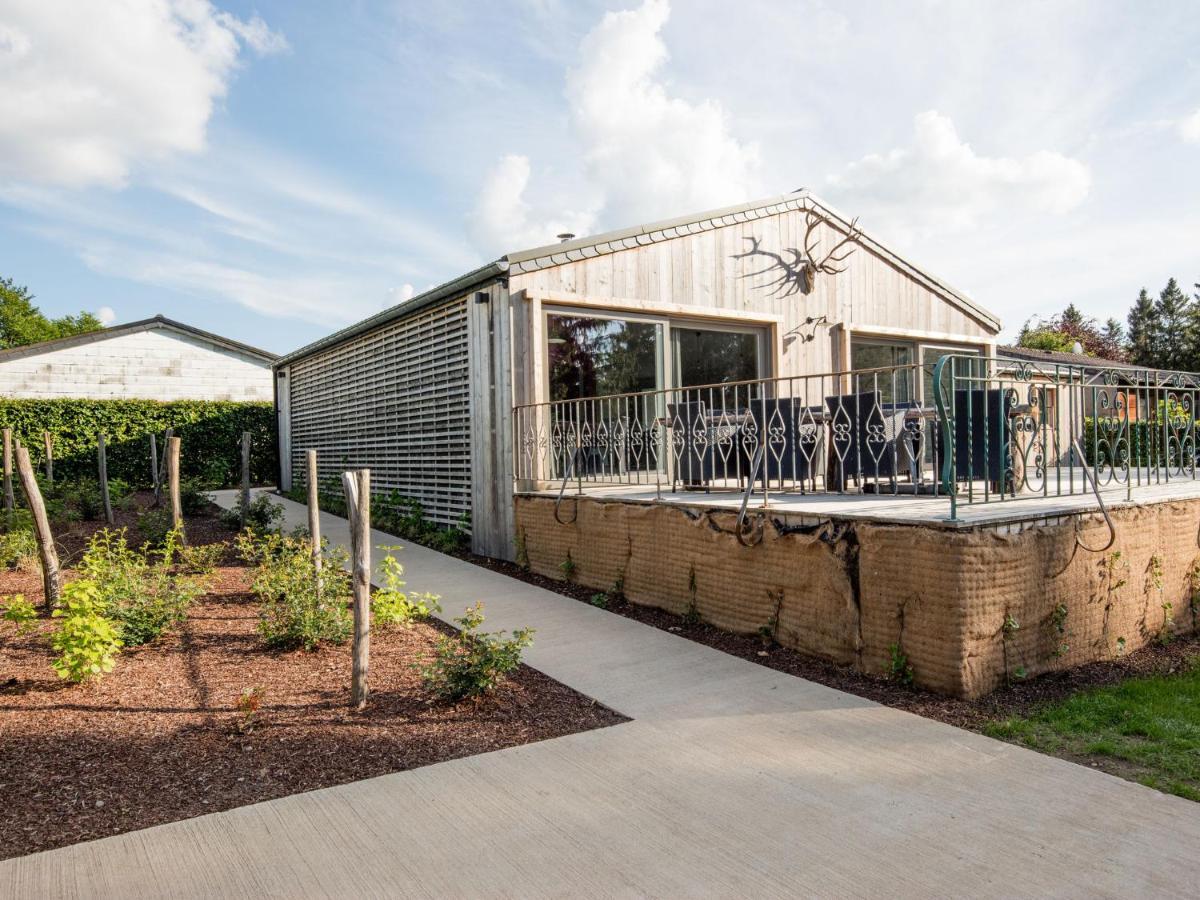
(1, 0, 1198, 353)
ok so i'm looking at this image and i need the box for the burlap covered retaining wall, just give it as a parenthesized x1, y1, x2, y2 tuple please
(514, 495, 1200, 698)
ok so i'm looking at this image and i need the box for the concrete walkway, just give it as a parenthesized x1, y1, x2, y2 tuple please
(4, 491, 1199, 898)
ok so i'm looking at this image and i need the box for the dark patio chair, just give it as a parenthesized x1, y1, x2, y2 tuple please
(824, 392, 914, 491)
(667, 400, 754, 490)
(933, 388, 1014, 493)
(748, 398, 820, 489)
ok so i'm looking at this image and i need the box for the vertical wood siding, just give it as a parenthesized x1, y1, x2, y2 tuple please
(286, 297, 472, 529)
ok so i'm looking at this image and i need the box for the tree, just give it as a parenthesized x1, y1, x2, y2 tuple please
(1017, 304, 1127, 361)
(1126, 288, 1160, 367)
(0, 277, 102, 350)
(1153, 278, 1192, 370)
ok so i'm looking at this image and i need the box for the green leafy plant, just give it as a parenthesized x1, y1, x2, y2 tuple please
(559, 551, 577, 583)
(1049, 603, 1070, 658)
(136, 507, 174, 547)
(1159, 601, 1175, 645)
(887, 643, 914, 685)
(590, 592, 609, 609)
(611, 573, 625, 602)
(0, 520, 38, 571)
(179, 477, 212, 515)
(178, 542, 224, 575)
(421, 603, 534, 702)
(79, 526, 202, 646)
(246, 530, 352, 650)
(221, 493, 285, 533)
(50, 580, 123, 682)
(1, 594, 39, 634)
(372, 547, 441, 627)
(371, 492, 469, 555)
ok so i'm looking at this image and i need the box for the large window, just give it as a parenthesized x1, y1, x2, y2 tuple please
(851, 339, 914, 404)
(547, 314, 663, 401)
(547, 312, 766, 401)
(673, 327, 762, 388)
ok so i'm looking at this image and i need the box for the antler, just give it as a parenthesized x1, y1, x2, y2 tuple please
(814, 217, 862, 275)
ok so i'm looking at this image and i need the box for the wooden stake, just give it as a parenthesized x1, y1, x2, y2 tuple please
(98, 433, 114, 525)
(43, 432, 53, 485)
(240, 431, 251, 529)
(167, 435, 184, 543)
(343, 468, 371, 710)
(306, 450, 321, 572)
(2, 428, 13, 519)
(149, 433, 160, 504)
(16, 447, 60, 611)
(156, 427, 173, 507)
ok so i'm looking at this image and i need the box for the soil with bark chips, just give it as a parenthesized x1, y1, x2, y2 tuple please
(0, 503, 624, 860)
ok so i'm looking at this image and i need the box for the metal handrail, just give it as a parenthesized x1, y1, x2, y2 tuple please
(1070, 437, 1116, 553)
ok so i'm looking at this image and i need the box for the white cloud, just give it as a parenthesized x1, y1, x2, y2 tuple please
(469, 0, 761, 252)
(469, 154, 595, 253)
(0, 0, 285, 188)
(825, 111, 1091, 239)
(1180, 109, 1200, 144)
(565, 0, 761, 224)
(95, 306, 116, 325)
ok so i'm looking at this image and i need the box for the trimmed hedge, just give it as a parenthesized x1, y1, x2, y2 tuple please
(0, 399, 277, 488)
(1083, 417, 1199, 468)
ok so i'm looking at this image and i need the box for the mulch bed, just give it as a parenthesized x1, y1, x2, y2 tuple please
(0, 506, 625, 860)
(466, 553, 1200, 731)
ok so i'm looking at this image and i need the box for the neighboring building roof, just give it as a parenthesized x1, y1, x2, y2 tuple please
(997, 344, 1136, 370)
(277, 189, 1002, 367)
(0, 315, 277, 365)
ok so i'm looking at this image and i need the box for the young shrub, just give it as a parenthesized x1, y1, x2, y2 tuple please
(179, 477, 212, 515)
(178, 542, 224, 575)
(422, 603, 534, 702)
(136, 507, 174, 547)
(80, 526, 201, 646)
(887, 643, 914, 685)
(372, 547, 441, 627)
(1, 594, 39, 634)
(221, 494, 285, 533)
(0, 523, 39, 572)
(251, 532, 352, 650)
(50, 580, 123, 682)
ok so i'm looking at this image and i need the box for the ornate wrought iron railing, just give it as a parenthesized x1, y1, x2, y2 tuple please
(932, 354, 1200, 519)
(513, 362, 946, 501)
(514, 355, 1200, 519)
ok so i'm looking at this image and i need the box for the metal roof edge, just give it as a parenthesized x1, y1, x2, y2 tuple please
(0, 315, 278, 365)
(275, 261, 507, 368)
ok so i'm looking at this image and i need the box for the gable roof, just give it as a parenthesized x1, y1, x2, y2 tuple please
(504, 190, 1001, 334)
(0, 315, 277, 366)
(277, 189, 1001, 367)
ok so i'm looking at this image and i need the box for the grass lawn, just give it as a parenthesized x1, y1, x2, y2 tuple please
(983, 656, 1200, 801)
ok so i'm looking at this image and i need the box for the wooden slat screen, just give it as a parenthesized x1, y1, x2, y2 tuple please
(287, 297, 472, 529)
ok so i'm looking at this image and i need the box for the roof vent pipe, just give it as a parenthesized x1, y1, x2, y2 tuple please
(556, 232, 575, 243)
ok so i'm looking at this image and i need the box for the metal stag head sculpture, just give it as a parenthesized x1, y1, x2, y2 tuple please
(734, 211, 863, 297)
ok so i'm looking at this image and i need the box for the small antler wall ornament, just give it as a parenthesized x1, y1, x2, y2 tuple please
(733, 211, 863, 297)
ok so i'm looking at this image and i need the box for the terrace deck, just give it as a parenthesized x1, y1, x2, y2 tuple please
(525, 471, 1200, 530)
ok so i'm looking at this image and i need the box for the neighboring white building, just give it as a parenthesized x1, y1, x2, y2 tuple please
(0, 315, 277, 402)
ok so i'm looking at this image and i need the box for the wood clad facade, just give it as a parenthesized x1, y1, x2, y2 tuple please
(503, 196, 996, 405)
(281, 296, 474, 529)
(278, 192, 1001, 561)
